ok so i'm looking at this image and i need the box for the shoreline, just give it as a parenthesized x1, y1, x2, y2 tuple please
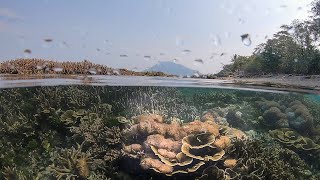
(228, 75, 320, 91)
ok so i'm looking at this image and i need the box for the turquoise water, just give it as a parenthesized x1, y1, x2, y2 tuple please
(0, 77, 319, 179)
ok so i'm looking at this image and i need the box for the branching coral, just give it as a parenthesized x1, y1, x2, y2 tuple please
(48, 143, 92, 180)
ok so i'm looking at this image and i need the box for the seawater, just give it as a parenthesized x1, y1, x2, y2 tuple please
(0, 77, 319, 180)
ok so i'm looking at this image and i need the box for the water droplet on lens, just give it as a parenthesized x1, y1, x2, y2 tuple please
(241, 34, 251, 46)
(280, 5, 287, 8)
(175, 36, 184, 47)
(192, 72, 200, 78)
(194, 59, 204, 65)
(53, 67, 63, 72)
(182, 49, 191, 55)
(24, 49, 32, 54)
(238, 18, 245, 24)
(220, 53, 226, 56)
(113, 69, 120, 75)
(160, 53, 165, 56)
(88, 68, 97, 74)
(120, 54, 128, 57)
(287, 26, 294, 34)
(210, 34, 221, 46)
(44, 38, 53, 42)
(297, 7, 302, 11)
(225, 32, 231, 39)
(96, 48, 101, 52)
(173, 58, 179, 63)
(294, 58, 298, 63)
(264, 35, 268, 39)
(144, 55, 151, 61)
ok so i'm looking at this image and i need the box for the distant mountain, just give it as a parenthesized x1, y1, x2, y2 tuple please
(145, 61, 196, 76)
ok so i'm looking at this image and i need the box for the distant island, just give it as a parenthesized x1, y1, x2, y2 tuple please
(145, 61, 196, 76)
(0, 59, 175, 77)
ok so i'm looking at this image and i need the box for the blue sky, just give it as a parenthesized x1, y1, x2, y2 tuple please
(0, 0, 313, 74)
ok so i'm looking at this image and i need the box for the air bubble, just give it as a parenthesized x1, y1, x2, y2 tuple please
(294, 58, 298, 63)
(241, 34, 251, 46)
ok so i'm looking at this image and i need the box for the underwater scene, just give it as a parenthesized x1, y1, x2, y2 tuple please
(0, 85, 320, 180)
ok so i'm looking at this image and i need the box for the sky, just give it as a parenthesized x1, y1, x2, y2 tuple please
(0, 0, 314, 74)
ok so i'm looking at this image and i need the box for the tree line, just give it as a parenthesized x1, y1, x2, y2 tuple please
(216, 0, 320, 77)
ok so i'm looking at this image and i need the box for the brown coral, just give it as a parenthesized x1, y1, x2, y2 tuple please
(223, 159, 237, 168)
(123, 113, 246, 177)
(140, 157, 173, 174)
(213, 136, 231, 149)
(183, 120, 220, 136)
(123, 144, 143, 154)
(144, 134, 182, 152)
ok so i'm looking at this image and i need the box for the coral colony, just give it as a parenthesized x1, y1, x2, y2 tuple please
(0, 86, 319, 179)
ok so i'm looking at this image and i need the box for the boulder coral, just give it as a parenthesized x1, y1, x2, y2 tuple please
(285, 100, 315, 135)
(123, 113, 247, 176)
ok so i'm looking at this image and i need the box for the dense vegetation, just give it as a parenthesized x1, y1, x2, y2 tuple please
(217, 0, 320, 77)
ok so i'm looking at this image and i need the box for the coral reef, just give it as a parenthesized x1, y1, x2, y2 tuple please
(270, 128, 320, 154)
(198, 138, 319, 179)
(256, 98, 317, 135)
(123, 113, 247, 177)
(0, 58, 174, 77)
(47, 143, 92, 179)
(286, 100, 315, 134)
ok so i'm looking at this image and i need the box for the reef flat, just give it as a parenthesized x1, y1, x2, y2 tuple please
(0, 86, 319, 179)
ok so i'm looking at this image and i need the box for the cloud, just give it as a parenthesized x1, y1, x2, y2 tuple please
(0, 7, 22, 21)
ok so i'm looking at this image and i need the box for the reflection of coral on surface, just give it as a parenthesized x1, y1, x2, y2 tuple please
(123, 113, 247, 176)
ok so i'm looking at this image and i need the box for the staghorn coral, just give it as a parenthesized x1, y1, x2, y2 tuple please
(47, 143, 92, 180)
(223, 138, 319, 179)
